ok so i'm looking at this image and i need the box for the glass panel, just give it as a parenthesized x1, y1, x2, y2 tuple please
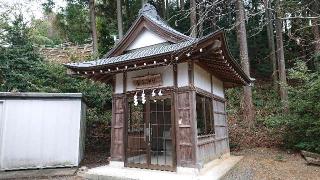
(128, 97, 173, 168)
(157, 111, 164, 126)
(150, 98, 173, 167)
(127, 102, 147, 165)
(150, 99, 157, 111)
(163, 112, 171, 125)
(157, 99, 164, 111)
(197, 94, 214, 136)
(196, 94, 205, 135)
(164, 98, 171, 111)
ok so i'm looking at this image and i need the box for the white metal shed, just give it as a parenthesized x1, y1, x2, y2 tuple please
(0, 92, 86, 170)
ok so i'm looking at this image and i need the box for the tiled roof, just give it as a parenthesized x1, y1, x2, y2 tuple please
(66, 38, 198, 68)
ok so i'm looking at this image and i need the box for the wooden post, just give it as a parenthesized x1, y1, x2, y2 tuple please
(188, 61, 194, 87)
(123, 72, 127, 163)
(110, 73, 126, 162)
(110, 94, 125, 161)
(175, 89, 198, 168)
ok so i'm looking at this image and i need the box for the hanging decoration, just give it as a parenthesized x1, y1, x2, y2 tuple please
(141, 90, 146, 104)
(133, 89, 164, 105)
(152, 89, 156, 97)
(152, 89, 157, 102)
(134, 92, 138, 106)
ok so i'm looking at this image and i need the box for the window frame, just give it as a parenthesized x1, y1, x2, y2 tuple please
(196, 93, 215, 137)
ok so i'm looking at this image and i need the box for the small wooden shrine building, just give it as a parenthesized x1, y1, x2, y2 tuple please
(66, 4, 251, 173)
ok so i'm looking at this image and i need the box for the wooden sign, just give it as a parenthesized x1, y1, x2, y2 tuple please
(132, 74, 162, 89)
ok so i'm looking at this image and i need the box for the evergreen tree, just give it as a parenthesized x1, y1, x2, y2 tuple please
(235, 0, 255, 128)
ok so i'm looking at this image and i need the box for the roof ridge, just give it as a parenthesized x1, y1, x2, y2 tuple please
(139, 3, 160, 19)
(139, 3, 191, 40)
(142, 14, 191, 39)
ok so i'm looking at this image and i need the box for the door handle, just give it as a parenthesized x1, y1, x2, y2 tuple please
(144, 124, 151, 142)
(149, 123, 151, 142)
(144, 124, 146, 142)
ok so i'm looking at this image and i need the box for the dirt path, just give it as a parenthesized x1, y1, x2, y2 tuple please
(222, 148, 320, 180)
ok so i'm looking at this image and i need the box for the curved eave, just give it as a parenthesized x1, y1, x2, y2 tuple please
(188, 31, 251, 88)
(219, 31, 251, 87)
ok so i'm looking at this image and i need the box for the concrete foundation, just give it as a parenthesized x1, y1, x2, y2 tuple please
(83, 156, 243, 180)
(109, 161, 125, 168)
(0, 168, 78, 180)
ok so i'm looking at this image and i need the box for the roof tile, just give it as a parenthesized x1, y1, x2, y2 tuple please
(66, 39, 198, 68)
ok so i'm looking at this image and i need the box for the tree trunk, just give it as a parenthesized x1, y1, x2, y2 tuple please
(210, 2, 217, 32)
(190, 0, 197, 37)
(165, 0, 169, 20)
(198, 2, 204, 37)
(235, 0, 255, 128)
(46, 12, 54, 39)
(263, 0, 278, 90)
(311, 1, 320, 70)
(312, 20, 320, 70)
(117, 0, 123, 40)
(89, 0, 98, 55)
(312, 21, 320, 54)
(275, 0, 289, 112)
(180, 0, 184, 10)
(161, 0, 166, 19)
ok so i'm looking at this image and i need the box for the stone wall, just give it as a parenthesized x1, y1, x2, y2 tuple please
(39, 43, 93, 64)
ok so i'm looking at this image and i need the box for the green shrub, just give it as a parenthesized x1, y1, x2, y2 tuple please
(268, 60, 320, 153)
(0, 14, 112, 124)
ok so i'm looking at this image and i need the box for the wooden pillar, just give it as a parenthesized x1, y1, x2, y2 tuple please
(175, 60, 197, 168)
(175, 89, 198, 168)
(110, 94, 125, 161)
(188, 61, 194, 87)
(173, 63, 178, 89)
(123, 72, 128, 162)
(175, 61, 198, 168)
(110, 72, 127, 162)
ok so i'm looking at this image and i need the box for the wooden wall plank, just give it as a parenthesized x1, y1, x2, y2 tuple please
(213, 100, 229, 156)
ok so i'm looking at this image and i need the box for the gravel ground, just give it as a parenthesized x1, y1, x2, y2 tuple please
(222, 148, 320, 180)
(10, 148, 320, 180)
